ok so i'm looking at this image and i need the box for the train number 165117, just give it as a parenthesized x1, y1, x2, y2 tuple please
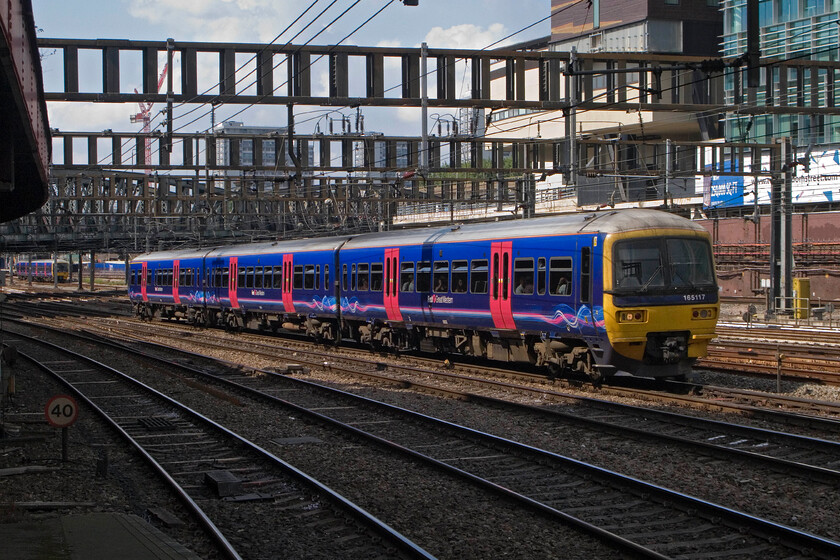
(682, 293, 706, 302)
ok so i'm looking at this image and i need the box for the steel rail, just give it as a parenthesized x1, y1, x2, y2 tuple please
(10, 330, 437, 560)
(13, 320, 840, 558)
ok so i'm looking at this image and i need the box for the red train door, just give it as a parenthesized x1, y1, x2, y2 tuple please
(282, 254, 295, 312)
(172, 260, 181, 304)
(383, 248, 402, 321)
(141, 262, 148, 302)
(228, 257, 239, 309)
(490, 241, 515, 329)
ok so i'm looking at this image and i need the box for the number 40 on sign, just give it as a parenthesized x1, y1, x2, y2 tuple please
(45, 394, 79, 428)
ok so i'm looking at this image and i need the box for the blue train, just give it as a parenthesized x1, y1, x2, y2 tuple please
(129, 209, 720, 380)
(15, 259, 70, 282)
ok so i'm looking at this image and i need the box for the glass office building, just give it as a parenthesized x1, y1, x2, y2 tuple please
(721, 0, 840, 145)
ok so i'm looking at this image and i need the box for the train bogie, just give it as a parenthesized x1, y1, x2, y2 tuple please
(128, 210, 719, 381)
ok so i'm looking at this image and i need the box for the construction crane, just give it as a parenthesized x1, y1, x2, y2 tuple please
(130, 63, 168, 175)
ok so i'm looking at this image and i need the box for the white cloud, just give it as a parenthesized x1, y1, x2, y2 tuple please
(48, 102, 138, 132)
(127, 0, 301, 43)
(423, 23, 509, 50)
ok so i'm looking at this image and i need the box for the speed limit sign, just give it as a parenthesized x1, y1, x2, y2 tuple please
(45, 395, 79, 428)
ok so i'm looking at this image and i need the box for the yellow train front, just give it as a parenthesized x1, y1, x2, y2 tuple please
(600, 218, 719, 379)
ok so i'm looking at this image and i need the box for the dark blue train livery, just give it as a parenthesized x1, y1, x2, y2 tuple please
(129, 209, 719, 380)
(15, 259, 70, 282)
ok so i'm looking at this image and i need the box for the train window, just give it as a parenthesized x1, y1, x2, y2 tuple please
(324, 265, 330, 291)
(304, 265, 315, 290)
(358, 263, 369, 291)
(470, 259, 487, 294)
(147, 270, 152, 286)
(273, 266, 283, 289)
(255, 267, 264, 288)
(665, 238, 715, 287)
(451, 260, 467, 293)
(581, 247, 591, 304)
(243, 267, 252, 288)
(502, 254, 510, 300)
(549, 257, 573, 296)
(433, 261, 449, 293)
(513, 258, 534, 295)
(221, 269, 229, 290)
(350, 264, 356, 291)
(342, 264, 348, 291)
(315, 265, 321, 290)
(294, 265, 303, 290)
(179, 269, 186, 287)
(238, 267, 247, 289)
(370, 263, 383, 292)
(391, 259, 397, 294)
(492, 254, 499, 299)
(400, 262, 415, 292)
(537, 257, 546, 295)
(416, 261, 431, 292)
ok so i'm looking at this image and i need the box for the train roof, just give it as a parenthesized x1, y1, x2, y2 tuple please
(342, 209, 705, 250)
(18, 259, 69, 264)
(131, 210, 705, 262)
(132, 236, 353, 263)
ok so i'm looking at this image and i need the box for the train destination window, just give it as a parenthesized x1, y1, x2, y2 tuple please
(537, 257, 546, 295)
(470, 260, 488, 294)
(513, 258, 534, 295)
(549, 257, 573, 296)
(433, 261, 449, 293)
(358, 263, 369, 291)
(451, 260, 468, 293)
(304, 265, 315, 290)
(416, 261, 431, 292)
(400, 262, 415, 292)
(370, 263, 383, 291)
(294, 265, 304, 289)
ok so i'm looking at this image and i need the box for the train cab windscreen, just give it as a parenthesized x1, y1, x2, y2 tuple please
(613, 237, 715, 293)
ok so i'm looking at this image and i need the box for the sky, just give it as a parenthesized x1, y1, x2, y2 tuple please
(32, 0, 551, 142)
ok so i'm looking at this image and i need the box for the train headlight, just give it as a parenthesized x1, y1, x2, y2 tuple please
(617, 310, 646, 323)
(691, 308, 716, 320)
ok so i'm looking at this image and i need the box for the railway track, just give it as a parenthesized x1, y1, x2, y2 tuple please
(71, 314, 840, 426)
(6, 318, 840, 557)
(700, 323, 840, 384)
(6, 330, 435, 560)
